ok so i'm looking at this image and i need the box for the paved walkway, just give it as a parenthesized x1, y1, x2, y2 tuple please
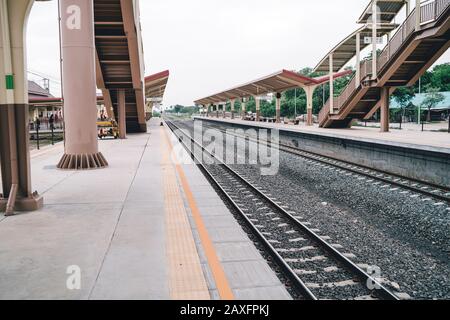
(0, 118, 290, 300)
(198, 117, 450, 151)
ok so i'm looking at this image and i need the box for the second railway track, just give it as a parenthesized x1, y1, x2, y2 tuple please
(165, 119, 402, 300)
(198, 120, 450, 204)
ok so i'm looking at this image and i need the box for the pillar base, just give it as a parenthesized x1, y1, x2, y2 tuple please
(0, 193, 44, 214)
(256, 110, 260, 122)
(57, 152, 108, 170)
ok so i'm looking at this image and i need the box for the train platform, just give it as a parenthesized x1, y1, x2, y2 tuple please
(0, 118, 290, 300)
(195, 117, 450, 153)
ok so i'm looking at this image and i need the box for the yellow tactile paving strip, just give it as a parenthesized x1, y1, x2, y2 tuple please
(161, 126, 235, 300)
(161, 128, 211, 300)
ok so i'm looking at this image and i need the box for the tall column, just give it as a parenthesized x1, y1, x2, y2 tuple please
(356, 32, 361, 85)
(222, 103, 226, 118)
(275, 93, 281, 123)
(380, 87, 390, 132)
(415, 0, 421, 31)
(215, 104, 219, 118)
(372, 0, 378, 80)
(306, 86, 316, 126)
(241, 98, 246, 119)
(255, 96, 260, 122)
(118, 89, 126, 139)
(230, 99, 235, 119)
(57, 0, 108, 170)
(0, 0, 43, 213)
(329, 53, 334, 113)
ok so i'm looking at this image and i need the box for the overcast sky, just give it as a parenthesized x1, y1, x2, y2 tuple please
(27, 0, 449, 107)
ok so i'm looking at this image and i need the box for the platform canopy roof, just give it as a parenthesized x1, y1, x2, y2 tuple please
(144, 70, 170, 103)
(194, 69, 352, 106)
(358, 0, 407, 23)
(313, 23, 398, 73)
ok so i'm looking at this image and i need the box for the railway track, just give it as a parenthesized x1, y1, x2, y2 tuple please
(165, 119, 400, 300)
(198, 120, 450, 204)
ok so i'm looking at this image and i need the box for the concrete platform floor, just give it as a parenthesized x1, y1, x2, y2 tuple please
(198, 116, 450, 151)
(0, 118, 290, 300)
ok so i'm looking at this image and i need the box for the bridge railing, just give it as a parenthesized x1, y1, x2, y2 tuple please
(319, 0, 449, 125)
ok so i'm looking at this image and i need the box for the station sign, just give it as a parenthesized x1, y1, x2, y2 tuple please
(364, 36, 383, 44)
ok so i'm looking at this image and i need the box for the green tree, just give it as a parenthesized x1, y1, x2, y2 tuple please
(422, 87, 444, 122)
(392, 87, 414, 125)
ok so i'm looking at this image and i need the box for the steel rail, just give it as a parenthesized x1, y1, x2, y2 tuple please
(165, 119, 400, 301)
(199, 121, 450, 203)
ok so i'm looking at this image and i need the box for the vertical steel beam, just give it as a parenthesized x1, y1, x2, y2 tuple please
(356, 32, 361, 85)
(415, 0, 421, 31)
(372, 0, 378, 80)
(380, 87, 390, 132)
(329, 53, 334, 113)
(118, 89, 126, 139)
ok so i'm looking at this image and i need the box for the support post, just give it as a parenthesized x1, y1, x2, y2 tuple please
(275, 93, 281, 123)
(57, 0, 107, 170)
(241, 98, 246, 119)
(329, 53, 334, 113)
(255, 96, 260, 122)
(230, 99, 235, 119)
(0, 0, 43, 213)
(415, 0, 421, 31)
(380, 87, 390, 132)
(406, 0, 410, 16)
(118, 89, 126, 139)
(356, 32, 361, 86)
(215, 105, 219, 118)
(222, 103, 226, 118)
(372, 0, 378, 80)
(306, 86, 316, 126)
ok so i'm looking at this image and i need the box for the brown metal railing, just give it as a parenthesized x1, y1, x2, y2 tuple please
(319, 0, 449, 126)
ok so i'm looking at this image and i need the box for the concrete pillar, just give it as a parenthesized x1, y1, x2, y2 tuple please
(222, 103, 226, 118)
(329, 53, 334, 113)
(118, 89, 126, 139)
(415, 0, 421, 31)
(57, 0, 107, 170)
(255, 96, 260, 122)
(275, 93, 281, 123)
(406, 0, 410, 15)
(241, 98, 246, 119)
(0, 0, 43, 213)
(306, 86, 316, 126)
(372, 0, 378, 80)
(380, 87, 390, 132)
(230, 99, 235, 119)
(356, 32, 361, 85)
(215, 105, 219, 118)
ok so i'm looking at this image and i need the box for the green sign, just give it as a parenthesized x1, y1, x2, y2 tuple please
(5, 74, 14, 90)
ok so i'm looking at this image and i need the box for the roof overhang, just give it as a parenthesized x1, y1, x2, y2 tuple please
(358, 0, 407, 23)
(194, 69, 352, 106)
(313, 23, 399, 73)
(145, 70, 170, 102)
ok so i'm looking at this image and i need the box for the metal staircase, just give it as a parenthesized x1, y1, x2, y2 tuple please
(319, 0, 450, 128)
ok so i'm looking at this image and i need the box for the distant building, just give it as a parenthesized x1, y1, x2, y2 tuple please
(390, 91, 450, 121)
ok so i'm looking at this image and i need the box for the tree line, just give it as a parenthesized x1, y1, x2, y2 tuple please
(166, 63, 449, 119)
